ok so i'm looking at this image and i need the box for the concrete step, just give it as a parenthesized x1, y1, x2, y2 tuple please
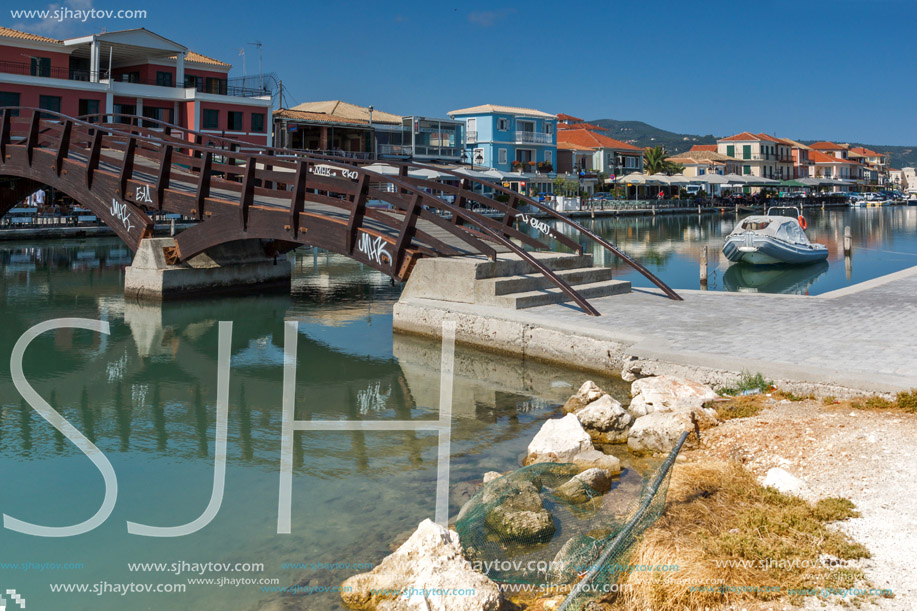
(475, 252, 594, 279)
(484, 266, 616, 296)
(491, 279, 631, 310)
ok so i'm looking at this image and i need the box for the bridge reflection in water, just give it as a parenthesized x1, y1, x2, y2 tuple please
(0, 239, 629, 610)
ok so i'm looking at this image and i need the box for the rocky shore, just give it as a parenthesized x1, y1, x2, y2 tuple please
(337, 374, 723, 610)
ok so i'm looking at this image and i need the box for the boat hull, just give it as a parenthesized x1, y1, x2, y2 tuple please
(723, 233, 829, 265)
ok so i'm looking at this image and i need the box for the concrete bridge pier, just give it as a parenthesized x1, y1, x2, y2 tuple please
(124, 238, 292, 301)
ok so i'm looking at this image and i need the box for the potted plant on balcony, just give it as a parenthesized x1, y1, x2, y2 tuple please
(537, 161, 554, 174)
(527, 161, 536, 173)
(511, 160, 524, 172)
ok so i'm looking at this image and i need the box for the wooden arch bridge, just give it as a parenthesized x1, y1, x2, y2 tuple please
(0, 107, 681, 315)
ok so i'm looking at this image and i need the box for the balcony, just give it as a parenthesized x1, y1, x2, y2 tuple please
(0, 59, 262, 98)
(514, 131, 553, 145)
(466, 130, 478, 143)
(413, 145, 462, 159)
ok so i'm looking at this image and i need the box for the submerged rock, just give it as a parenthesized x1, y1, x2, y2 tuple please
(548, 533, 601, 583)
(562, 380, 605, 414)
(525, 414, 594, 465)
(341, 519, 503, 611)
(483, 479, 555, 542)
(482, 471, 503, 484)
(628, 375, 719, 418)
(553, 468, 613, 504)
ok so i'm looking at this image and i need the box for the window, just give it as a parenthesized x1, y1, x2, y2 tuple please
(251, 113, 265, 133)
(625, 156, 636, 168)
(78, 99, 99, 119)
(113, 104, 135, 123)
(30, 56, 51, 77)
(544, 123, 554, 135)
(120, 71, 140, 83)
(227, 111, 243, 131)
(698, 168, 706, 175)
(0, 92, 21, 115)
(202, 109, 219, 130)
(498, 148, 507, 165)
(742, 145, 751, 160)
(544, 150, 553, 164)
(185, 74, 204, 90)
(497, 117, 509, 131)
(726, 144, 734, 158)
(205, 78, 225, 95)
(743, 165, 751, 175)
(155, 71, 173, 87)
(38, 95, 61, 118)
(143, 106, 171, 126)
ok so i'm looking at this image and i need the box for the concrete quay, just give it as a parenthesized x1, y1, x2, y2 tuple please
(393, 261, 917, 396)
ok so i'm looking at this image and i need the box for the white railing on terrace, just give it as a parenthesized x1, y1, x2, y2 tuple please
(377, 144, 412, 156)
(515, 131, 553, 144)
(466, 131, 478, 143)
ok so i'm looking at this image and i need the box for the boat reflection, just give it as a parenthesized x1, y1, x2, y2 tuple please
(723, 260, 830, 294)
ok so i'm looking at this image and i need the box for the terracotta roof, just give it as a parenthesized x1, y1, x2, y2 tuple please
(719, 131, 765, 142)
(690, 144, 717, 152)
(809, 150, 858, 164)
(670, 150, 739, 163)
(780, 138, 811, 150)
(448, 104, 555, 119)
(557, 142, 593, 151)
(558, 122, 606, 132)
(849, 146, 883, 157)
(809, 141, 845, 150)
(273, 108, 370, 126)
(557, 128, 641, 151)
(184, 51, 230, 67)
(292, 100, 402, 124)
(0, 26, 61, 44)
(557, 113, 584, 123)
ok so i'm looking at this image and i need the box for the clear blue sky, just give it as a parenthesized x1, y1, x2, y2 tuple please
(12, 0, 917, 145)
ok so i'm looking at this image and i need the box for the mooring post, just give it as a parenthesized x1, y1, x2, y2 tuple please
(734, 203, 738, 217)
(697, 204, 701, 215)
(843, 225, 852, 255)
(170, 217, 175, 237)
(700, 245, 708, 289)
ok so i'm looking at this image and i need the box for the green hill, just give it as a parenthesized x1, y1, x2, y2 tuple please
(589, 118, 917, 170)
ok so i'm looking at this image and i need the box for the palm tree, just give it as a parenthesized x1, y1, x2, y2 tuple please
(643, 146, 686, 176)
(643, 146, 667, 175)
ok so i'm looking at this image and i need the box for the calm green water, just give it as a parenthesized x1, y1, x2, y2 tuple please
(547, 205, 917, 294)
(0, 242, 631, 610)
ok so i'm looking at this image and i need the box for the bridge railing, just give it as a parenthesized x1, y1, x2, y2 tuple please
(75, 113, 681, 301)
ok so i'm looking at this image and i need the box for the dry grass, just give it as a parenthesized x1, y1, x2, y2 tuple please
(602, 459, 870, 610)
(839, 389, 917, 414)
(710, 396, 766, 421)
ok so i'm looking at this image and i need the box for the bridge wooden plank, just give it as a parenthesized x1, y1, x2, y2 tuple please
(85, 130, 103, 189)
(25, 112, 40, 166)
(239, 156, 257, 231)
(288, 160, 307, 236)
(154, 145, 172, 210)
(1, 109, 12, 163)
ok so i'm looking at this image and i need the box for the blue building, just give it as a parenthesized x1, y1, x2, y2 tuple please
(448, 104, 557, 194)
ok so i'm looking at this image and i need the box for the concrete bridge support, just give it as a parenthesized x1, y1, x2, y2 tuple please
(124, 237, 292, 301)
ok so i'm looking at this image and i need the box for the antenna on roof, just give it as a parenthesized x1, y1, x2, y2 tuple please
(248, 41, 263, 94)
(239, 48, 245, 78)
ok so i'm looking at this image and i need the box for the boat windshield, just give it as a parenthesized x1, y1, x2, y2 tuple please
(741, 220, 771, 230)
(776, 221, 809, 245)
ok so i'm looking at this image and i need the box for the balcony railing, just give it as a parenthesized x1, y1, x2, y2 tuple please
(377, 144, 412, 156)
(466, 130, 478, 143)
(515, 131, 553, 144)
(413, 145, 462, 158)
(0, 59, 262, 97)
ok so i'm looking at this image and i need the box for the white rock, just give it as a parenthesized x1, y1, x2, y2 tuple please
(482, 471, 502, 484)
(341, 519, 503, 610)
(627, 411, 695, 453)
(562, 380, 605, 414)
(628, 375, 718, 418)
(525, 414, 594, 465)
(575, 395, 633, 432)
(571, 449, 622, 475)
(762, 468, 806, 495)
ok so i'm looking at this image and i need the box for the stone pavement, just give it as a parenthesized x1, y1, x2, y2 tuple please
(393, 265, 917, 394)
